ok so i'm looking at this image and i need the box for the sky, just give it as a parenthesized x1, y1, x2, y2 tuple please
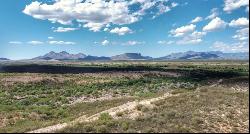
(0, 0, 249, 60)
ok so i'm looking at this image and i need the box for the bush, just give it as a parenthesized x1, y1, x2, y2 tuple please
(99, 113, 112, 122)
(116, 112, 124, 117)
(96, 125, 108, 133)
(136, 104, 144, 111)
(121, 122, 130, 131)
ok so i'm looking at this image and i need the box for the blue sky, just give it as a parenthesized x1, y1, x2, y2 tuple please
(0, 0, 249, 60)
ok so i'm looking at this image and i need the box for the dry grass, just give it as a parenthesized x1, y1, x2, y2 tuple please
(59, 87, 249, 133)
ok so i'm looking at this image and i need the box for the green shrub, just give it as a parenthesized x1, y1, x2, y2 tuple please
(99, 113, 112, 121)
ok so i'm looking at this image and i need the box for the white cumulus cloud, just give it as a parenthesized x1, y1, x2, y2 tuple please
(23, 0, 177, 32)
(223, 0, 249, 13)
(203, 17, 227, 32)
(190, 17, 203, 23)
(229, 17, 249, 27)
(110, 27, 133, 35)
(232, 28, 249, 41)
(206, 8, 219, 20)
(170, 24, 196, 37)
(177, 31, 206, 45)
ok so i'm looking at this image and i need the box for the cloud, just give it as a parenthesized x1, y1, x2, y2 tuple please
(157, 40, 174, 45)
(10, 38, 76, 45)
(48, 36, 54, 40)
(206, 8, 219, 20)
(96, 40, 144, 46)
(27, 41, 44, 45)
(101, 40, 110, 46)
(177, 31, 206, 45)
(152, 1, 178, 19)
(171, 2, 178, 8)
(154, 3, 171, 18)
(83, 23, 105, 32)
(23, 0, 176, 32)
(190, 17, 203, 23)
(124, 41, 145, 46)
(211, 41, 249, 52)
(170, 24, 196, 37)
(48, 40, 76, 45)
(223, 0, 249, 13)
(229, 17, 249, 27)
(232, 27, 249, 41)
(183, 2, 188, 6)
(53, 27, 78, 32)
(9, 41, 23, 44)
(103, 28, 109, 32)
(246, 6, 249, 12)
(110, 27, 133, 35)
(134, 1, 157, 16)
(203, 17, 227, 32)
(170, 23, 206, 45)
(23, 0, 138, 32)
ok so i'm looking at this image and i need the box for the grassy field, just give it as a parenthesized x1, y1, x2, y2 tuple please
(0, 61, 248, 133)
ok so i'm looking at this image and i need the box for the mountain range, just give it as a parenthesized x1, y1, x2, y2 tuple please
(156, 51, 249, 60)
(32, 52, 153, 61)
(32, 51, 87, 60)
(33, 51, 248, 61)
(0, 58, 10, 61)
(1, 51, 248, 61)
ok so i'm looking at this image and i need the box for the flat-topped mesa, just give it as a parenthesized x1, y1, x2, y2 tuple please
(111, 53, 152, 60)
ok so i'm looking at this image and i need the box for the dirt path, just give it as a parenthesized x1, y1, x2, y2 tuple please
(209, 79, 223, 87)
(27, 92, 176, 133)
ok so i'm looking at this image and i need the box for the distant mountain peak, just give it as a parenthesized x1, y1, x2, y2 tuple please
(59, 51, 69, 54)
(0, 58, 10, 60)
(33, 51, 86, 60)
(48, 51, 56, 54)
(111, 53, 152, 60)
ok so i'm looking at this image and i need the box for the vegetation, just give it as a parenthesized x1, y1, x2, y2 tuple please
(0, 61, 248, 133)
(59, 87, 249, 133)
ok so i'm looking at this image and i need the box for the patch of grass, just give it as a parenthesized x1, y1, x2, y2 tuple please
(0, 97, 134, 133)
